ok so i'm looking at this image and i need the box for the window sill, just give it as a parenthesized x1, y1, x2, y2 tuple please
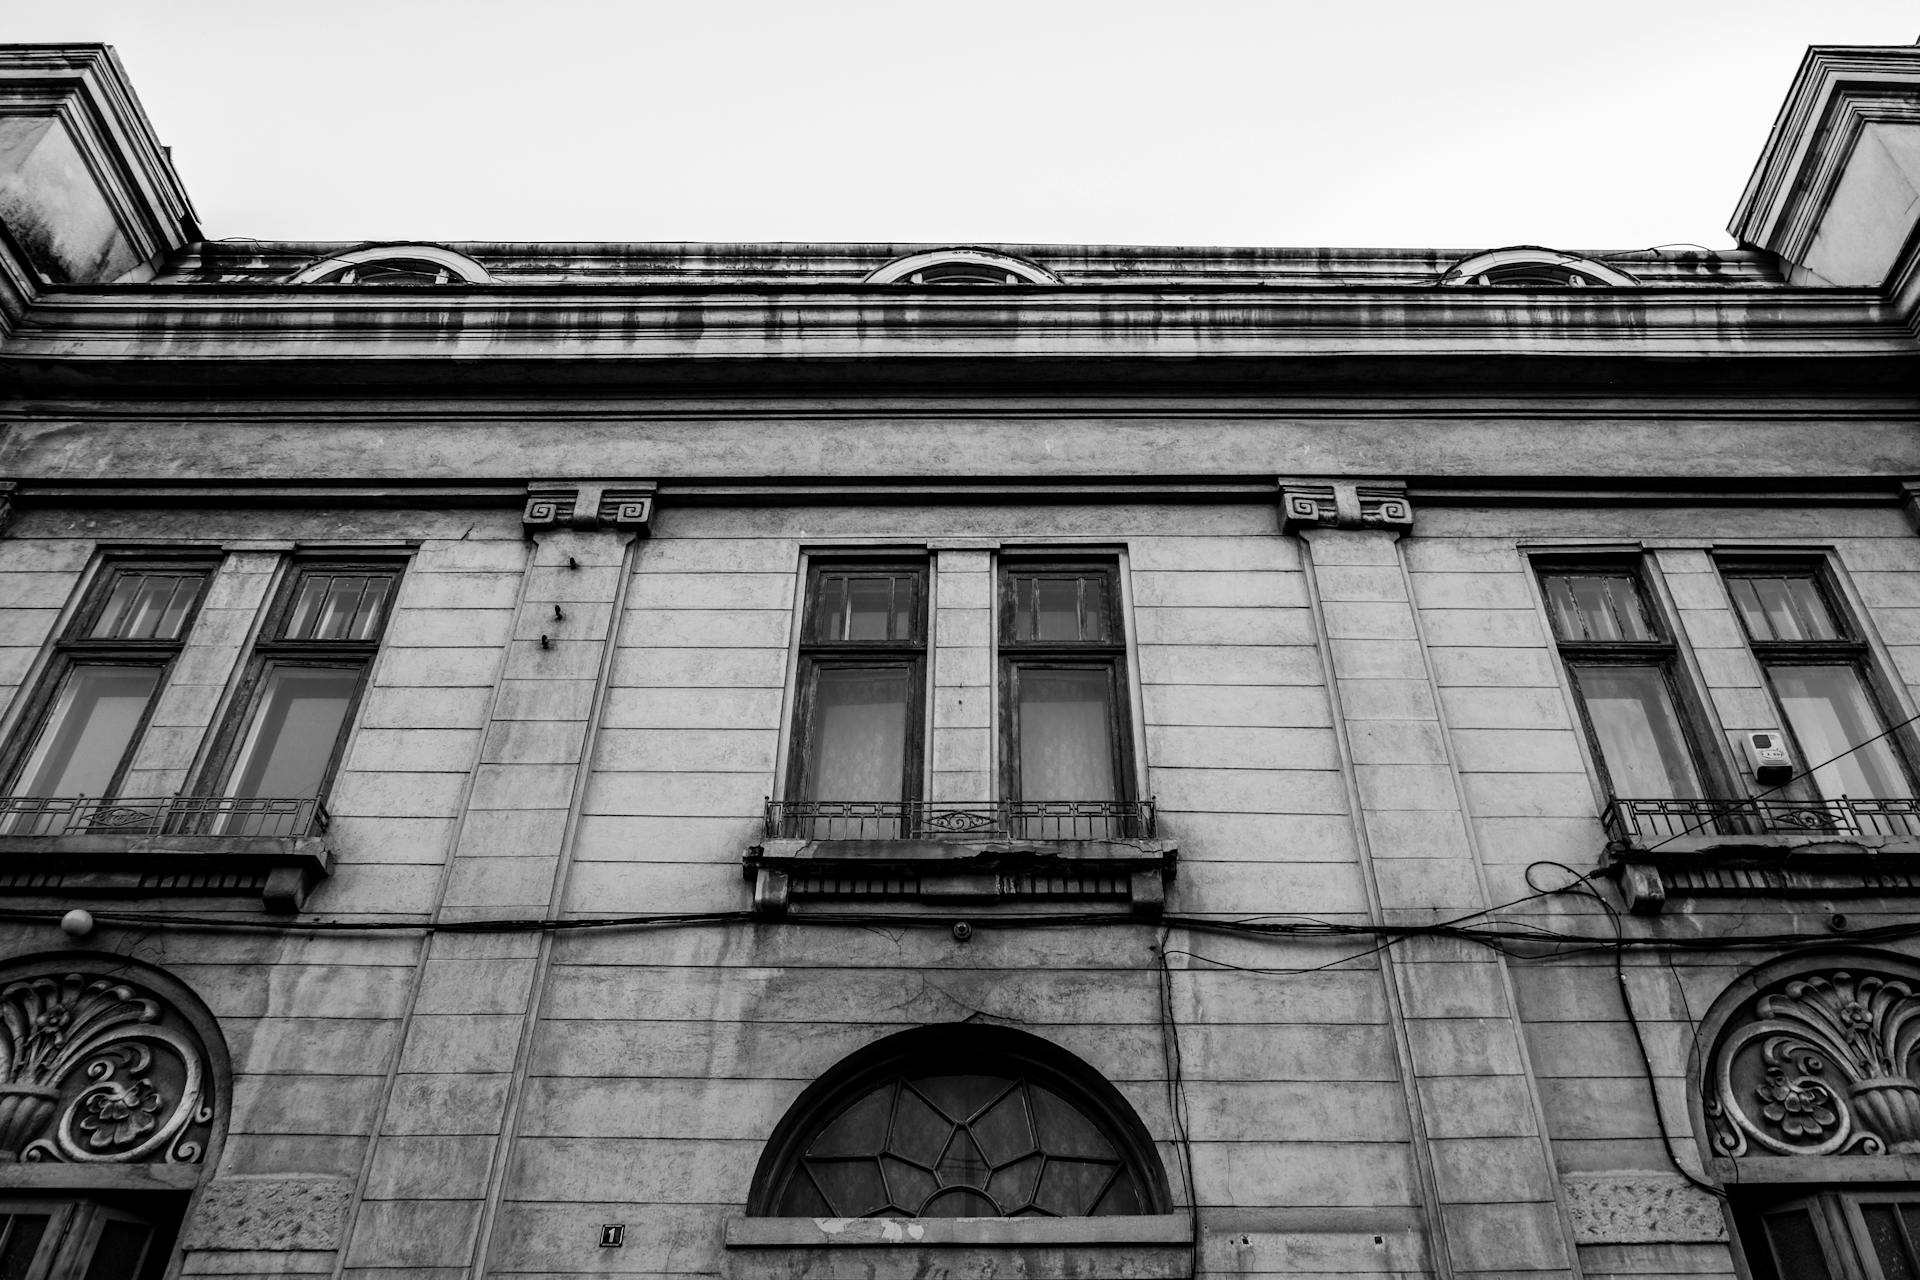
(723, 1215, 1192, 1280)
(743, 835, 1178, 918)
(0, 831, 331, 912)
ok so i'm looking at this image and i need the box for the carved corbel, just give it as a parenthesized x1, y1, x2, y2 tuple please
(1901, 479, 1920, 536)
(523, 480, 656, 536)
(1278, 480, 1413, 535)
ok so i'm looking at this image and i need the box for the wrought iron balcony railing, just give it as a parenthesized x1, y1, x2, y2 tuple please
(1605, 796, 1920, 845)
(0, 795, 332, 840)
(764, 799, 1156, 842)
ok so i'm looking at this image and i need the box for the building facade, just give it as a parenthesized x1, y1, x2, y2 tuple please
(1, 39, 1920, 1280)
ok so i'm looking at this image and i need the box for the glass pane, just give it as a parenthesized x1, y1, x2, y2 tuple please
(1729, 574, 1836, 642)
(986, 1153, 1043, 1212)
(805, 1159, 888, 1217)
(920, 1186, 998, 1218)
(90, 571, 206, 641)
(880, 1155, 938, 1212)
(844, 578, 894, 641)
(1012, 575, 1109, 642)
(1015, 668, 1116, 801)
(805, 668, 909, 802)
(915, 1076, 1009, 1123)
(815, 573, 913, 642)
(811, 1086, 894, 1157)
(936, 1129, 990, 1187)
(1762, 1207, 1835, 1280)
(228, 665, 360, 799)
(286, 573, 392, 641)
(1864, 1204, 1918, 1280)
(1573, 664, 1702, 799)
(1543, 574, 1649, 642)
(1033, 1158, 1119, 1216)
(0, 1214, 49, 1280)
(79, 1218, 153, 1280)
(1773, 665, 1909, 799)
(887, 1087, 950, 1166)
(968, 1087, 1034, 1163)
(1029, 1085, 1117, 1159)
(12, 666, 159, 798)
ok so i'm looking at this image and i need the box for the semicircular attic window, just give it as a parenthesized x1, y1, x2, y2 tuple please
(287, 245, 491, 286)
(866, 248, 1061, 286)
(1441, 247, 1636, 288)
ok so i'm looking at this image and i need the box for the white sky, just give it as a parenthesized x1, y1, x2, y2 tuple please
(10, 0, 1919, 250)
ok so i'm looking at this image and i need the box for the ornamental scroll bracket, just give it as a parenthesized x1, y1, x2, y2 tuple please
(523, 480, 657, 536)
(1278, 480, 1413, 535)
(0, 970, 220, 1165)
(1705, 967, 1920, 1159)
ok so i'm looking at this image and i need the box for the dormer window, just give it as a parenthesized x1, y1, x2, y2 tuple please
(286, 244, 491, 286)
(866, 248, 1060, 285)
(1440, 246, 1636, 288)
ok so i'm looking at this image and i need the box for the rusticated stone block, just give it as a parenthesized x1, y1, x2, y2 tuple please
(1562, 1173, 1726, 1244)
(179, 1175, 353, 1252)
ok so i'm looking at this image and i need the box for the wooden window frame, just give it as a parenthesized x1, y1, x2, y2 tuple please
(196, 555, 402, 807)
(0, 554, 218, 799)
(1734, 1186, 1920, 1280)
(782, 557, 929, 807)
(1534, 557, 1729, 802)
(0, 1195, 174, 1280)
(996, 556, 1135, 807)
(1718, 556, 1918, 799)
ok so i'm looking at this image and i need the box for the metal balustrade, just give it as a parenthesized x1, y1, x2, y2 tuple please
(1605, 796, 1920, 844)
(0, 795, 331, 840)
(764, 799, 1157, 842)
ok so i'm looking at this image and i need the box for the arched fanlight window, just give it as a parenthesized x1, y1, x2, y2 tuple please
(750, 1026, 1168, 1219)
(286, 244, 491, 286)
(865, 248, 1061, 286)
(1440, 246, 1637, 288)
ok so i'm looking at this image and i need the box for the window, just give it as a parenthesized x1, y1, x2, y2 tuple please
(781, 559, 927, 837)
(1, 559, 213, 834)
(1736, 1188, 1920, 1280)
(0, 1198, 178, 1280)
(286, 244, 490, 285)
(1723, 563, 1912, 802)
(864, 248, 1061, 285)
(204, 559, 399, 834)
(998, 559, 1138, 838)
(750, 1026, 1168, 1220)
(1539, 565, 1711, 801)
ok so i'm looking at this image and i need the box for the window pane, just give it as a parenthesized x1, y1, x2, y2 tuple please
(79, 1219, 153, 1280)
(1012, 575, 1109, 643)
(1016, 668, 1117, 801)
(1761, 1207, 1835, 1280)
(1543, 574, 1649, 642)
(844, 577, 896, 641)
(228, 665, 360, 798)
(1772, 664, 1909, 799)
(805, 667, 909, 801)
(11, 666, 159, 797)
(0, 1214, 50, 1280)
(814, 573, 913, 642)
(90, 571, 206, 641)
(286, 573, 392, 641)
(1729, 574, 1836, 642)
(1863, 1204, 1918, 1280)
(1573, 664, 1702, 798)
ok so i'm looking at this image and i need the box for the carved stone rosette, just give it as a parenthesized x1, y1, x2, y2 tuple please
(1706, 968, 1920, 1157)
(0, 972, 216, 1164)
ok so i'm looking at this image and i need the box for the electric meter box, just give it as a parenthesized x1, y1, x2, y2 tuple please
(1744, 731, 1794, 783)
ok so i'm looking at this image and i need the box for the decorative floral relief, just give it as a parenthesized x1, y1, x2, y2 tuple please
(1707, 969, 1920, 1157)
(0, 972, 214, 1163)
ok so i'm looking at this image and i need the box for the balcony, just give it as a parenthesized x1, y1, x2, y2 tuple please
(0, 795, 334, 911)
(1603, 796, 1920, 914)
(746, 799, 1174, 918)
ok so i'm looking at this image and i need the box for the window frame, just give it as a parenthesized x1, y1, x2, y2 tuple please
(996, 556, 1136, 808)
(196, 555, 402, 813)
(1718, 556, 1917, 801)
(1534, 556, 1729, 804)
(0, 554, 218, 804)
(782, 556, 929, 810)
(1733, 1186, 1920, 1280)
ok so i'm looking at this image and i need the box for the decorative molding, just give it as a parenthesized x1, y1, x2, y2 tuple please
(1902, 479, 1920, 535)
(0, 482, 14, 538)
(1561, 1173, 1726, 1244)
(178, 1175, 351, 1252)
(1278, 480, 1413, 534)
(1706, 967, 1920, 1158)
(0, 970, 218, 1165)
(522, 480, 657, 535)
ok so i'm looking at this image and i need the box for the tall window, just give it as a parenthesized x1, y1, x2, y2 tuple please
(1, 559, 213, 832)
(784, 560, 927, 834)
(206, 560, 399, 832)
(0, 1197, 176, 1280)
(999, 560, 1134, 820)
(1735, 1188, 1920, 1280)
(1723, 563, 1912, 800)
(1539, 566, 1709, 800)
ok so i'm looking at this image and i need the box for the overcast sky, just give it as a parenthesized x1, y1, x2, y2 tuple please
(11, 1, 1919, 250)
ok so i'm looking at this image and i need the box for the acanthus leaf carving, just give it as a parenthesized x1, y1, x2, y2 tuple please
(1708, 968, 1920, 1158)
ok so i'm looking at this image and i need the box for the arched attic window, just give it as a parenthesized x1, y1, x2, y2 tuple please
(286, 244, 491, 286)
(865, 248, 1061, 286)
(749, 1025, 1168, 1219)
(1440, 246, 1637, 288)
